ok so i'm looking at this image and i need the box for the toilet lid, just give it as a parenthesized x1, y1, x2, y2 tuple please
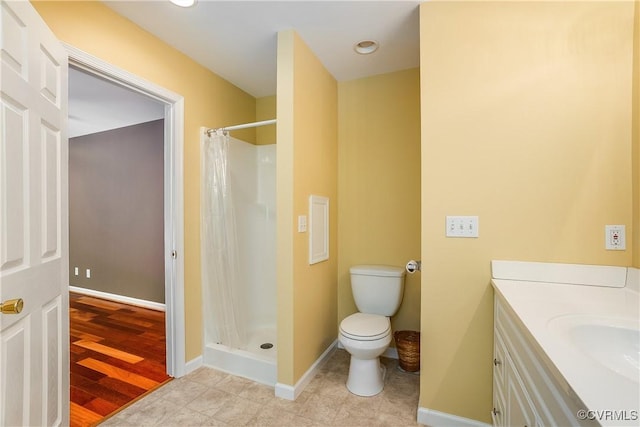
(340, 313, 390, 341)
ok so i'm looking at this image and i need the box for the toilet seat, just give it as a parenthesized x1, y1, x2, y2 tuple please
(340, 313, 390, 341)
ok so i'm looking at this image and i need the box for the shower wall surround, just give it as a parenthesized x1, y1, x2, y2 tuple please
(202, 135, 277, 386)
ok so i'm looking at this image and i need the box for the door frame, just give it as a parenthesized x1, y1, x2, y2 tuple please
(64, 44, 186, 378)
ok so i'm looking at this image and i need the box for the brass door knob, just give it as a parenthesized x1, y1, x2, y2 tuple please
(1, 298, 24, 314)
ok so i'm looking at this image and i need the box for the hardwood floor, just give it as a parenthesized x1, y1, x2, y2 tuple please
(69, 292, 172, 427)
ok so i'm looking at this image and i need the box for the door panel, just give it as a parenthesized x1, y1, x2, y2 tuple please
(0, 1, 69, 426)
(0, 95, 27, 271)
(41, 120, 61, 259)
(0, 317, 29, 426)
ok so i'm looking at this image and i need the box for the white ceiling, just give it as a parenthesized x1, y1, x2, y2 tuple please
(69, 67, 165, 138)
(69, 1, 422, 137)
(103, 0, 422, 98)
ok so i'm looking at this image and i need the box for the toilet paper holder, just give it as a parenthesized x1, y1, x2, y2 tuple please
(406, 260, 421, 274)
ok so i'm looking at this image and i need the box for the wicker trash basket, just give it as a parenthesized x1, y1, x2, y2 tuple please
(394, 330, 420, 372)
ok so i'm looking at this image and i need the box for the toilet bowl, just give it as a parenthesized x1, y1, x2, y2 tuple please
(339, 312, 392, 396)
(339, 265, 405, 397)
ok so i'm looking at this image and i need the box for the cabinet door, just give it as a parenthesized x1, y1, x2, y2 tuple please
(493, 331, 507, 394)
(507, 356, 537, 427)
(493, 329, 508, 426)
(492, 393, 507, 427)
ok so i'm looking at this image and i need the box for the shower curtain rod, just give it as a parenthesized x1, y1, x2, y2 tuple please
(205, 119, 276, 136)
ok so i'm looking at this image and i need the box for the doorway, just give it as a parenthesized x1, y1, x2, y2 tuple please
(66, 43, 186, 402)
(68, 64, 169, 425)
(68, 66, 165, 305)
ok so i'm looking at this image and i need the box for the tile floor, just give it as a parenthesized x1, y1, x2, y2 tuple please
(101, 349, 421, 426)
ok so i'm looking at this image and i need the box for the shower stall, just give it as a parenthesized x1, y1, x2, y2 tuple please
(201, 125, 277, 386)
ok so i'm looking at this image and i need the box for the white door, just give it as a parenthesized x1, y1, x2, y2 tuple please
(0, 1, 69, 426)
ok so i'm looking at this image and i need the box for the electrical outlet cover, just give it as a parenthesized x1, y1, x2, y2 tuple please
(605, 225, 625, 250)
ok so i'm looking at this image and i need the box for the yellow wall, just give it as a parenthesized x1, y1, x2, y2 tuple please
(420, 1, 635, 422)
(32, 1, 257, 362)
(633, 1, 639, 268)
(256, 96, 277, 145)
(34, 1, 638, 408)
(337, 69, 421, 334)
(276, 30, 338, 384)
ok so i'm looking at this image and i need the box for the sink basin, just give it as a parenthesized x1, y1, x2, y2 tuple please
(548, 315, 639, 383)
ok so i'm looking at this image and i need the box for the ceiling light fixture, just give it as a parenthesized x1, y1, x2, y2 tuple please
(169, 0, 196, 7)
(354, 40, 379, 55)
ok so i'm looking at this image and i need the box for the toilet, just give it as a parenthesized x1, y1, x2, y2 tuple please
(339, 264, 406, 396)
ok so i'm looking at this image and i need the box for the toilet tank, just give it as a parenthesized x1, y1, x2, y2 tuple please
(350, 265, 406, 316)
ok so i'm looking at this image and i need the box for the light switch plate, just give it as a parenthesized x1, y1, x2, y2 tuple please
(446, 216, 479, 238)
(298, 215, 307, 233)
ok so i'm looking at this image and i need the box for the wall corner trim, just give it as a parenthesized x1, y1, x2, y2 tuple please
(275, 339, 338, 401)
(417, 407, 491, 427)
(185, 355, 203, 376)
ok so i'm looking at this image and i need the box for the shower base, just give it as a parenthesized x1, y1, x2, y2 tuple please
(204, 327, 277, 386)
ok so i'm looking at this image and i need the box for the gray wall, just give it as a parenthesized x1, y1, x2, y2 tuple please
(69, 119, 165, 303)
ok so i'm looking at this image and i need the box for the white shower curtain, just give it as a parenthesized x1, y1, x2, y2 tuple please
(201, 130, 246, 349)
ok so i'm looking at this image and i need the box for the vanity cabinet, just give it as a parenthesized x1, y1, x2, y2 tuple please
(492, 296, 596, 427)
(493, 328, 537, 427)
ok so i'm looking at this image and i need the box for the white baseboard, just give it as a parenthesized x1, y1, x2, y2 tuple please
(69, 285, 165, 311)
(417, 407, 491, 427)
(274, 382, 296, 400)
(185, 355, 203, 375)
(275, 339, 337, 401)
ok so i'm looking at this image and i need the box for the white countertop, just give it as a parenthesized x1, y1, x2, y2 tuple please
(491, 261, 639, 427)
